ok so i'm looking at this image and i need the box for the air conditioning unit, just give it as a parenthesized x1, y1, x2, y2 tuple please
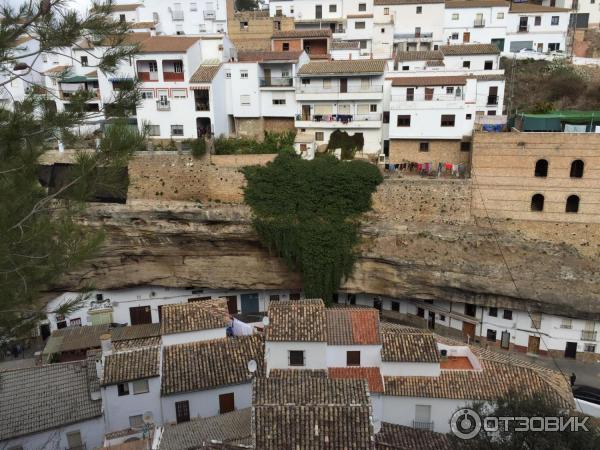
(440, 349, 448, 358)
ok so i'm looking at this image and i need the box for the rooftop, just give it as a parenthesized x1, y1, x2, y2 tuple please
(331, 40, 360, 50)
(326, 307, 381, 345)
(381, 326, 440, 363)
(510, 2, 571, 13)
(161, 335, 264, 395)
(0, 362, 102, 440)
(190, 63, 222, 83)
(328, 367, 385, 393)
(102, 345, 161, 385)
(237, 50, 303, 62)
(108, 3, 140, 12)
(375, 422, 450, 450)
(396, 50, 444, 62)
(375, 0, 443, 4)
(391, 75, 468, 87)
(265, 299, 327, 342)
(111, 322, 161, 341)
(440, 43, 500, 55)
(138, 36, 200, 53)
(272, 29, 332, 39)
(44, 323, 110, 354)
(445, 0, 508, 8)
(160, 299, 230, 335)
(297, 59, 387, 76)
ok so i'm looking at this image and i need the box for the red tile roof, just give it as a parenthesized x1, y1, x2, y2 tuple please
(326, 308, 381, 345)
(329, 367, 384, 393)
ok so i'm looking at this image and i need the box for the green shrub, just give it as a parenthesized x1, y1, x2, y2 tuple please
(214, 131, 296, 155)
(327, 130, 363, 160)
(187, 138, 207, 158)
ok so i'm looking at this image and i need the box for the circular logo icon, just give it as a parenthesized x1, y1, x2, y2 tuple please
(450, 408, 481, 440)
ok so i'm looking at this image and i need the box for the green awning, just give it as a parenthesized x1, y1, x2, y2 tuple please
(520, 110, 600, 132)
(60, 75, 96, 83)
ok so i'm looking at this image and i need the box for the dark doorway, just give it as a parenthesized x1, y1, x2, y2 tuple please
(315, 5, 322, 18)
(501, 331, 510, 349)
(175, 400, 190, 423)
(263, 68, 271, 86)
(40, 323, 51, 340)
(240, 293, 259, 314)
(528, 335, 540, 354)
(534, 159, 548, 177)
(462, 322, 475, 341)
(226, 295, 238, 314)
(519, 16, 528, 32)
(531, 194, 545, 211)
(196, 117, 211, 137)
(340, 78, 348, 93)
(428, 311, 435, 330)
(570, 160, 584, 178)
(129, 306, 152, 325)
(566, 195, 580, 213)
(219, 392, 235, 414)
(373, 298, 382, 311)
(565, 342, 577, 359)
(383, 139, 389, 157)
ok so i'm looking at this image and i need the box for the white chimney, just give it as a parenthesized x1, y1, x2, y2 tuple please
(100, 333, 113, 356)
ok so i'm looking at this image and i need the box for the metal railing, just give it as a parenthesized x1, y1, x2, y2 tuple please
(297, 84, 384, 94)
(260, 77, 293, 87)
(474, 18, 485, 28)
(298, 113, 381, 122)
(204, 10, 216, 20)
(156, 100, 171, 111)
(391, 93, 464, 102)
(518, 25, 530, 33)
(487, 95, 499, 105)
(394, 32, 433, 39)
(413, 420, 434, 431)
(137, 71, 159, 82)
(581, 330, 597, 341)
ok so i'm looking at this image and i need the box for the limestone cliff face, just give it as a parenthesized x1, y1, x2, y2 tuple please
(54, 199, 600, 319)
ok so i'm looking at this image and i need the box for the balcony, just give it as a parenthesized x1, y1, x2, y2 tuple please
(171, 10, 184, 21)
(474, 18, 485, 28)
(518, 25, 530, 33)
(487, 95, 499, 106)
(156, 100, 171, 111)
(204, 10, 216, 20)
(138, 71, 159, 82)
(297, 84, 384, 94)
(581, 330, 597, 341)
(163, 71, 184, 82)
(295, 113, 382, 128)
(195, 102, 210, 111)
(413, 421, 434, 431)
(394, 32, 433, 40)
(260, 77, 293, 88)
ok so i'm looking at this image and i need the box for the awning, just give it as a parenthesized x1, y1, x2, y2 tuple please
(190, 85, 210, 90)
(60, 75, 94, 83)
(109, 77, 133, 82)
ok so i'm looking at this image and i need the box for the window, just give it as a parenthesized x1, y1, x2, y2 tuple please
(225, 70, 231, 79)
(172, 89, 187, 99)
(289, 350, 305, 366)
(489, 307, 498, 317)
(462, 61, 471, 69)
(348, 294, 356, 305)
(323, 79, 332, 89)
(329, 4, 337, 12)
(148, 61, 158, 72)
(347, 351, 361, 366)
(566, 195, 580, 213)
(240, 21, 248, 30)
(391, 301, 400, 312)
(549, 43, 560, 51)
(531, 193, 544, 211)
(415, 405, 432, 426)
(132, 379, 149, 394)
(148, 125, 160, 136)
(397, 115, 411, 127)
(173, 61, 183, 73)
(190, 2, 197, 10)
(466, 113, 472, 120)
(451, 33, 459, 40)
(171, 125, 184, 136)
(269, 294, 280, 302)
(302, 78, 310, 85)
(570, 160, 584, 178)
(361, 77, 370, 89)
(290, 292, 301, 300)
(452, 13, 459, 20)
(484, 60, 493, 70)
(291, 6, 294, 13)
(419, 142, 429, 152)
(240, 70, 248, 79)
(273, 99, 286, 105)
(275, 6, 282, 15)
(239, 94, 251, 106)
(535, 16, 542, 26)
(530, 312, 542, 329)
(274, 20, 281, 30)
(66, 431, 83, 450)
(402, 65, 409, 71)
(359, 3, 367, 11)
(383, 111, 390, 123)
(487, 329, 497, 342)
(551, 16, 559, 25)
(381, 28, 385, 33)
(315, 131, 324, 141)
(384, 7, 389, 14)
(129, 414, 144, 428)
(503, 309, 513, 320)
(465, 304, 477, 317)
(175, 400, 190, 423)
(219, 392, 235, 414)
(141, 90, 154, 99)
(119, 14, 126, 23)
(117, 383, 129, 396)
(534, 159, 548, 177)
(585, 344, 596, 353)
(81, 56, 88, 67)
(355, 21, 366, 29)
(560, 318, 572, 329)
(439, 314, 446, 321)
(282, 71, 290, 77)
(441, 114, 455, 127)
(461, 141, 471, 152)
(370, 104, 377, 112)
(497, 12, 504, 19)
(446, 87, 454, 95)
(417, 307, 425, 318)
(282, 42, 290, 51)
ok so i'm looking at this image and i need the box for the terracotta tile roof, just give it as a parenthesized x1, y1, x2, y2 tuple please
(160, 299, 230, 335)
(510, 2, 571, 13)
(375, 0, 443, 4)
(111, 323, 161, 341)
(112, 336, 161, 351)
(427, 60, 445, 67)
(445, 0, 508, 8)
(440, 43, 500, 55)
(265, 299, 326, 342)
(381, 328, 440, 362)
(268, 368, 328, 378)
(44, 64, 70, 75)
(329, 367, 384, 393)
(298, 59, 387, 75)
(138, 36, 200, 53)
(375, 422, 450, 450)
(253, 377, 373, 449)
(46, 323, 110, 352)
(0, 362, 102, 440)
(237, 50, 303, 62)
(109, 3, 141, 12)
(190, 64, 222, 83)
(332, 40, 360, 50)
(347, 13, 374, 18)
(130, 21, 156, 29)
(326, 308, 381, 345)
(102, 346, 160, 385)
(396, 50, 444, 61)
(391, 75, 467, 87)
(159, 408, 252, 450)
(272, 29, 332, 39)
(161, 335, 264, 395)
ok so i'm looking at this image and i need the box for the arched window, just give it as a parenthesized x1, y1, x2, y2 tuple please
(570, 160, 584, 178)
(534, 159, 548, 177)
(531, 194, 544, 212)
(566, 195, 580, 213)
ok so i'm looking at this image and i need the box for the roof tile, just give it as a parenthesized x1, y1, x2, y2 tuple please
(265, 299, 327, 342)
(298, 59, 387, 75)
(329, 367, 385, 393)
(440, 43, 500, 55)
(160, 299, 230, 335)
(190, 64, 222, 83)
(326, 308, 381, 345)
(381, 328, 440, 362)
(102, 346, 160, 385)
(138, 36, 200, 53)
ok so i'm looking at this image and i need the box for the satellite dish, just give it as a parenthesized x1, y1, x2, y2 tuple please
(142, 411, 154, 425)
(262, 316, 270, 326)
(247, 359, 257, 373)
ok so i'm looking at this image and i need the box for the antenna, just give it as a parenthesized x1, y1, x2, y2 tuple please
(247, 359, 257, 373)
(262, 316, 270, 326)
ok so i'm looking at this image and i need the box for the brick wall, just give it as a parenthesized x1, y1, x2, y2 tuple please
(235, 117, 264, 138)
(263, 117, 295, 133)
(389, 139, 471, 168)
(272, 39, 302, 52)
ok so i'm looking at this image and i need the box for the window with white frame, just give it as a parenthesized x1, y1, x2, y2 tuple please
(560, 318, 572, 329)
(370, 104, 377, 112)
(272, 98, 286, 105)
(147, 125, 160, 136)
(172, 89, 187, 98)
(384, 7, 389, 14)
(171, 125, 184, 136)
(129, 415, 144, 428)
(451, 33, 459, 40)
(585, 344, 596, 353)
(190, 2, 197, 11)
(240, 70, 248, 79)
(359, 3, 366, 11)
(240, 94, 250, 105)
(329, 4, 337, 12)
(361, 77, 370, 88)
(141, 90, 154, 99)
(452, 13, 459, 20)
(355, 21, 366, 29)
(132, 379, 149, 394)
(282, 70, 289, 77)
(289, 350, 305, 366)
(173, 61, 183, 73)
(551, 16, 559, 25)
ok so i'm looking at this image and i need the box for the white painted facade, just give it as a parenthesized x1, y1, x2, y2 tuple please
(443, 5, 509, 47)
(382, 396, 467, 433)
(506, 9, 570, 52)
(265, 341, 328, 373)
(326, 344, 382, 367)
(380, 361, 441, 377)
(161, 327, 228, 346)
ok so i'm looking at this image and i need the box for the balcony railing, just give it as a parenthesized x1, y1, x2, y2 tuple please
(195, 102, 210, 111)
(297, 113, 381, 122)
(413, 420, 434, 431)
(156, 100, 171, 111)
(163, 71, 184, 81)
(60, 88, 99, 99)
(260, 77, 293, 87)
(394, 32, 433, 40)
(518, 25, 530, 33)
(171, 10, 184, 20)
(138, 71, 159, 82)
(204, 10, 216, 20)
(297, 84, 384, 94)
(581, 330, 597, 341)
(474, 18, 485, 28)
(487, 95, 499, 105)
(391, 93, 464, 103)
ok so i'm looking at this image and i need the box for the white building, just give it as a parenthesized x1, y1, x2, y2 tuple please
(546, 0, 599, 29)
(443, 0, 509, 49)
(506, 2, 571, 53)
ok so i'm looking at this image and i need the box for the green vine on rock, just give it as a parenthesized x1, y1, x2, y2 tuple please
(242, 153, 383, 304)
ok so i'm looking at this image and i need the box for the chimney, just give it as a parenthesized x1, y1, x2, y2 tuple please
(349, 52, 352, 60)
(100, 333, 113, 357)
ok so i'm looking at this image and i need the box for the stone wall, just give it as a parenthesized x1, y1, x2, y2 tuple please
(389, 139, 472, 168)
(263, 117, 295, 133)
(235, 117, 264, 138)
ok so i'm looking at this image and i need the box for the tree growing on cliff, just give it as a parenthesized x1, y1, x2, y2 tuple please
(0, 1, 143, 339)
(243, 153, 383, 303)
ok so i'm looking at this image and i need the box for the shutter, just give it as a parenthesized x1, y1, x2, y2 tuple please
(314, 104, 333, 115)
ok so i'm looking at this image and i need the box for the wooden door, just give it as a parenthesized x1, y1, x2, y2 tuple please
(175, 400, 190, 423)
(315, 5, 322, 19)
(527, 335, 540, 354)
(565, 342, 577, 359)
(340, 78, 348, 93)
(463, 32, 470, 43)
(129, 305, 152, 325)
(241, 293, 259, 313)
(226, 295, 238, 314)
(219, 392, 235, 414)
(462, 322, 475, 341)
(302, 104, 311, 120)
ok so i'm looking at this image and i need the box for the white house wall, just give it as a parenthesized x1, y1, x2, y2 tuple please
(382, 395, 467, 433)
(161, 327, 228, 346)
(443, 6, 509, 45)
(326, 344, 382, 367)
(135, 0, 227, 35)
(380, 361, 441, 377)
(265, 341, 327, 373)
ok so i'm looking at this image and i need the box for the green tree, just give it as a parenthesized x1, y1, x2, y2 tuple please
(449, 389, 600, 449)
(0, 1, 143, 338)
(243, 153, 382, 303)
(235, 0, 259, 11)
